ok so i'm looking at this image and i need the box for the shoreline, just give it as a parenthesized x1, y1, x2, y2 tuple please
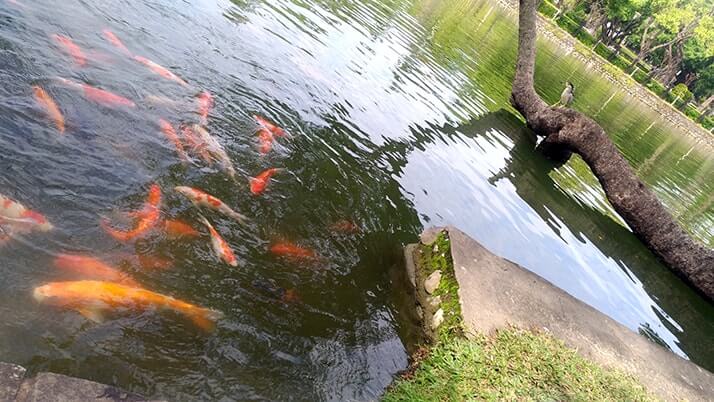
(494, 0, 714, 150)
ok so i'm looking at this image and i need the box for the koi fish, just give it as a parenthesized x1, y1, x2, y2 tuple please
(330, 219, 360, 234)
(258, 129, 274, 154)
(198, 216, 237, 267)
(33, 280, 223, 332)
(101, 29, 130, 55)
(145, 94, 185, 109)
(51, 34, 87, 67)
(133, 55, 188, 87)
(250, 168, 282, 195)
(197, 91, 213, 126)
(163, 218, 199, 238)
(56, 77, 135, 108)
(252, 279, 301, 304)
(0, 194, 53, 232)
(174, 186, 248, 224)
(136, 254, 172, 270)
(101, 184, 161, 242)
(254, 115, 286, 137)
(190, 124, 236, 179)
(32, 85, 65, 134)
(158, 119, 188, 162)
(53, 254, 140, 287)
(269, 241, 316, 260)
(181, 124, 212, 163)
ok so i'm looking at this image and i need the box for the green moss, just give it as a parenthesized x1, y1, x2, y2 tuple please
(384, 231, 656, 401)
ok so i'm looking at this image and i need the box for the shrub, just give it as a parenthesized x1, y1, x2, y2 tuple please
(684, 104, 701, 120)
(670, 84, 693, 104)
(538, 0, 558, 18)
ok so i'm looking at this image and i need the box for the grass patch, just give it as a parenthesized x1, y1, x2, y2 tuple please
(384, 231, 656, 401)
(383, 328, 655, 402)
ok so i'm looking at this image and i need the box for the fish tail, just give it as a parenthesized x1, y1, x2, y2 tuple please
(229, 210, 249, 224)
(187, 307, 223, 332)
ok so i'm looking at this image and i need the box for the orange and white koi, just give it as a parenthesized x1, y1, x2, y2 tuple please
(101, 184, 161, 242)
(33, 280, 223, 332)
(269, 241, 316, 260)
(56, 77, 135, 108)
(51, 34, 87, 67)
(0, 194, 53, 232)
(254, 115, 286, 137)
(32, 85, 65, 134)
(101, 29, 131, 56)
(158, 119, 188, 162)
(197, 91, 213, 126)
(190, 124, 236, 179)
(174, 186, 248, 224)
(198, 216, 238, 267)
(133, 55, 188, 87)
(257, 129, 274, 154)
(53, 254, 140, 287)
(163, 218, 199, 238)
(181, 124, 212, 163)
(250, 168, 282, 195)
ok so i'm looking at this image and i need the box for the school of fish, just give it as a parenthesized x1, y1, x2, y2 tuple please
(3, 20, 361, 333)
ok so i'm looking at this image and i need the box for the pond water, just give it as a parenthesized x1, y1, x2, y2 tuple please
(0, 0, 712, 400)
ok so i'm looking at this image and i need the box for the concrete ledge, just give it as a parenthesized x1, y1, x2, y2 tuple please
(420, 226, 714, 401)
(0, 363, 155, 402)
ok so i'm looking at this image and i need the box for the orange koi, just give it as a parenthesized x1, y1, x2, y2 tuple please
(101, 29, 131, 55)
(198, 216, 237, 267)
(32, 85, 65, 134)
(258, 129, 274, 154)
(197, 91, 213, 126)
(250, 168, 282, 195)
(158, 119, 188, 162)
(56, 77, 135, 108)
(269, 241, 316, 260)
(101, 184, 161, 242)
(163, 218, 200, 238)
(254, 115, 286, 137)
(330, 219, 361, 234)
(53, 254, 140, 287)
(133, 55, 188, 86)
(0, 193, 53, 232)
(51, 34, 87, 67)
(33, 280, 223, 332)
(174, 186, 248, 224)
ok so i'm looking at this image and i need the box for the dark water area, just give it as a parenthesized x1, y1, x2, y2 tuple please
(0, 0, 712, 400)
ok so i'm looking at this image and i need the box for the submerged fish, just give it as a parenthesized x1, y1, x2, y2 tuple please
(101, 184, 161, 242)
(33, 280, 223, 332)
(53, 254, 140, 287)
(101, 29, 131, 56)
(190, 124, 236, 179)
(163, 218, 200, 238)
(51, 34, 87, 67)
(269, 241, 316, 260)
(329, 219, 361, 234)
(0, 194, 53, 232)
(198, 216, 238, 267)
(250, 168, 282, 195)
(252, 279, 301, 304)
(174, 186, 248, 224)
(254, 115, 286, 137)
(197, 91, 213, 126)
(136, 254, 173, 270)
(133, 55, 188, 87)
(32, 85, 65, 134)
(257, 129, 274, 154)
(158, 119, 188, 162)
(56, 77, 135, 108)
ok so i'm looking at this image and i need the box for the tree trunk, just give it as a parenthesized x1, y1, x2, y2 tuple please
(511, 0, 714, 301)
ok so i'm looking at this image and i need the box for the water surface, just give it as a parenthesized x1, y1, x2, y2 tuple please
(0, 0, 712, 399)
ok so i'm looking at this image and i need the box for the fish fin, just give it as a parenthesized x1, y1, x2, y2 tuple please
(197, 214, 211, 229)
(76, 307, 105, 323)
(188, 308, 224, 332)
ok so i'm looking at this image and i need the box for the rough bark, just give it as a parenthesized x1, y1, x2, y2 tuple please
(511, 0, 714, 301)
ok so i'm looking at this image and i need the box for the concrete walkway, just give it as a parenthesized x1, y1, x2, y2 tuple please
(422, 226, 714, 401)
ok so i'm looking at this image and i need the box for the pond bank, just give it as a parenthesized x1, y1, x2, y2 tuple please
(494, 0, 714, 150)
(0, 362, 154, 402)
(388, 227, 714, 401)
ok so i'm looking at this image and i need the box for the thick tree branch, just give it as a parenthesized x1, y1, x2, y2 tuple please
(511, 0, 714, 301)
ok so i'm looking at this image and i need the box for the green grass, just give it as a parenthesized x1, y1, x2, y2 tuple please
(383, 328, 655, 402)
(383, 231, 656, 401)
